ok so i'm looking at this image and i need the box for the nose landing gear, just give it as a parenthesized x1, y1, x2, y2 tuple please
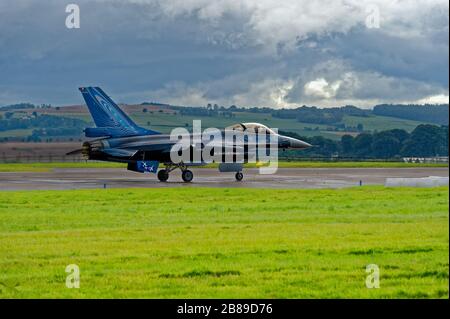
(235, 172, 243, 181)
(181, 170, 194, 182)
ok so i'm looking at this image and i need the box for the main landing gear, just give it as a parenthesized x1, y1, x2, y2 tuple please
(235, 172, 243, 181)
(157, 169, 169, 182)
(157, 163, 244, 183)
(157, 163, 194, 183)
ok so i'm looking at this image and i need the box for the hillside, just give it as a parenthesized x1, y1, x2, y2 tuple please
(0, 103, 441, 142)
(373, 104, 449, 125)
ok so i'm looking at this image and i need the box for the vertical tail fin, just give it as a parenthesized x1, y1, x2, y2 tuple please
(79, 87, 159, 137)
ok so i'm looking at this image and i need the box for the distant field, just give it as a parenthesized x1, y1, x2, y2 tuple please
(0, 161, 447, 172)
(0, 186, 448, 298)
(342, 115, 428, 132)
(0, 129, 33, 138)
(130, 112, 429, 139)
(1, 108, 432, 141)
(129, 111, 334, 138)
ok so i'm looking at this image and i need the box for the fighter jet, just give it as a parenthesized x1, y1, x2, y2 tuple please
(67, 87, 311, 182)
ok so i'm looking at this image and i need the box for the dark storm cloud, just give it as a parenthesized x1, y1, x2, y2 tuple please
(0, 0, 448, 107)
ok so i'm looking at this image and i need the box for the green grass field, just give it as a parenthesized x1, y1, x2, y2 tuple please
(0, 161, 447, 172)
(0, 186, 448, 298)
(342, 115, 427, 132)
(131, 112, 429, 140)
(0, 109, 430, 141)
(0, 129, 34, 138)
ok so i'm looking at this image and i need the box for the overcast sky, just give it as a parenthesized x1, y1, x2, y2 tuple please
(0, 0, 448, 108)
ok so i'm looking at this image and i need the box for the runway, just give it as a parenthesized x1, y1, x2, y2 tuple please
(0, 167, 448, 190)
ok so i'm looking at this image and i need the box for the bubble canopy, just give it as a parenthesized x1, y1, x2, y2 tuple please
(226, 123, 276, 135)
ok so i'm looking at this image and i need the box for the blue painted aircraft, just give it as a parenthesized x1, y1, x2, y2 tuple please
(67, 87, 311, 182)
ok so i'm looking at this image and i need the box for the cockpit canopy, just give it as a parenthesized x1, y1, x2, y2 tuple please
(226, 123, 276, 135)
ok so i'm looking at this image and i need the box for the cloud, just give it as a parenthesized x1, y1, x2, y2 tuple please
(147, 0, 449, 53)
(143, 57, 448, 108)
(137, 82, 209, 106)
(284, 59, 449, 107)
(133, 77, 296, 108)
(416, 94, 449, 105)
(304, 78, 341, 99)
(0, 0, 447, 108)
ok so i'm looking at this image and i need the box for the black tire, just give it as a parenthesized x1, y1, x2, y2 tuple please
(235, 172, 243, 181)
(157, 169, 169, 182)
(182, 170, 194, 183)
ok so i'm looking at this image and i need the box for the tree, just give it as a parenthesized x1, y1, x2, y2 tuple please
(371, 131, 401, 158)
(353, 133, 373, 156)
(385, 129, 409, 143)
(303, 136, 339, 156)
(341, 135, 354, 154)
(401, 124, 448, 156)
(357, 123, 364, 132)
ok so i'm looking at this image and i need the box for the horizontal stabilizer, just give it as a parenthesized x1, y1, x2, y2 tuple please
(102, 148, 138, 158)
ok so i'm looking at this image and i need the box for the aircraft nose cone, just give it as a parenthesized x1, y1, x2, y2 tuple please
(289, 137, 312, 149)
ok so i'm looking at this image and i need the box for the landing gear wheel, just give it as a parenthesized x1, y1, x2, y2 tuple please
(157, 169, 169, 182)
(235, 172, 243, 181)
(182, 170, 194, 183)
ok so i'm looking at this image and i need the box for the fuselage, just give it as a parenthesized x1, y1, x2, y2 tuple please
(83, 130, 311, 164)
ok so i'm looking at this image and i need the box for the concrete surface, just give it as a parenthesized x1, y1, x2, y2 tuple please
(0, 167, 448, 190)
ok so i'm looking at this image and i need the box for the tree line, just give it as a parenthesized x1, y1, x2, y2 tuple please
(272, 105, 369, 125)
(281, 124, 448, 158)
(0, 114, 87, 132)
(172, 103, 449, 127)
(373, 104, 448, 125)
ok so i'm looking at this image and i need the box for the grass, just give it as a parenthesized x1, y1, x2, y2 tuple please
(134, 112, 427, 140)
(0, 129, 33, 138)
(342, 115, 428, 132)
(1, 110, 430, 141)
(0, 161, 447, 172)
(0, 162, 124, 172)
(0, 186, 448, 298)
